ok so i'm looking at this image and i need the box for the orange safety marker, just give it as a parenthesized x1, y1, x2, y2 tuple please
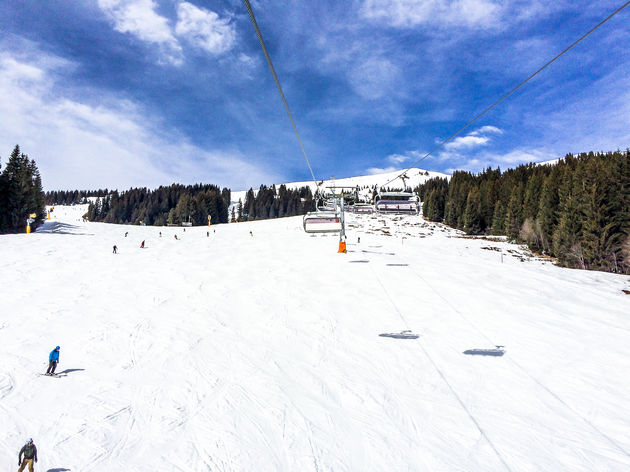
(338, 240, 346, 253)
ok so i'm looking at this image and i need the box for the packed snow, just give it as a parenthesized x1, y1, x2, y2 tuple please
(1, 203, 630, 471)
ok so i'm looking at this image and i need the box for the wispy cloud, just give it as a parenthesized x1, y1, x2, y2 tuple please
(443, 125, 502, 150)
(444, 148, 552, 173)
(0, 49, 278, 190)
(360, 0, 502, 29)
(359, 0, 564, 30)
(175, 2, 235, 55)
(387, 154, 410, 164)
(366, 166, 400, 175)
(97, 0, 182, 64)
(97, 0, 235, 65)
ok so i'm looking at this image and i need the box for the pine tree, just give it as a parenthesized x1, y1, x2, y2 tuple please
(463, 187, 482, 234)
(0, 145, 46, 233)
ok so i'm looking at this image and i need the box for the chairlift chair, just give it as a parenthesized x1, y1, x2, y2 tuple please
(374, 192, 419, 214)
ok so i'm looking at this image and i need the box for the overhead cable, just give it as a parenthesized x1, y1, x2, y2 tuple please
(242, 0, 319, 186)
(382, 0, 630, 188)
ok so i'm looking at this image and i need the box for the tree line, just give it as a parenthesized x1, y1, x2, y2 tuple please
(239, 184, 315, 221)
(85, 184, 231, 226)
(45, 189, 110, 206)
(0, 145, 46, 234)
(418, 151, 630, 274)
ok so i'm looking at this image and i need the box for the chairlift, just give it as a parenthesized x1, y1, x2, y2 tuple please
(374, 191, 419, 214)
(303, 211, 342, 233)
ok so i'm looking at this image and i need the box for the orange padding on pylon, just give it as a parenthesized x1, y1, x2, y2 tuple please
(338, 241, 347, 253)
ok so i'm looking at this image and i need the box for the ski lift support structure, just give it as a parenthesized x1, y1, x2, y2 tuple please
(325, 185, 360, 242)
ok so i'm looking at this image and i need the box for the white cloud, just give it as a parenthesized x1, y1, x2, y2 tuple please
(387, 154, 409, 164)
(0, 51, 278, 190)
(360, 0, 502, 29)
(444, 135, 489, 150)
(97, 0, 182, 65)
(470, 125, 502, 135)
(446, 148, 551, 172)
(443, 125, 502, 150)
(348, 56, 400, 100)
(175, 2, 235, 55)
(359, 0, 566, 31)
(366, 166, 400, 175)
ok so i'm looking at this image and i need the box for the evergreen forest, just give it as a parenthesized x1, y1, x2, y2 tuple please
(45, 189, 110, 205)
(85, 184, 232, 226)
(239, 185, 315, 221)
(0, 145, 46, 234)
(417, 151, 630, 274)
(75, 183, 315, 226)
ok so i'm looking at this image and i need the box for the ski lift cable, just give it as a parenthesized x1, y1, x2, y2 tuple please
(381, 0, 630, 189)
(242, 0, 319, 188)
(369, 264, 513, 472)
(400, 251, 630, 458)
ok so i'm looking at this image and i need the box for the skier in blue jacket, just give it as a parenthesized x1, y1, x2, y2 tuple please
(46, 346, 60, 375)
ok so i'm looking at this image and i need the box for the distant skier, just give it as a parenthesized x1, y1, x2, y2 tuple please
(174, 234, 178, 240)
(358, 237, 361, 244)
(249, 231, 253, 237)
(18, 438, 37, 472)
(125, 231, 128, 237)
(113, 245, 117, 254)
(46, 346, 60, 375)
(140, 240, 145, 248)
(159, 231, 162, 237)
(207, 231, 209, 237)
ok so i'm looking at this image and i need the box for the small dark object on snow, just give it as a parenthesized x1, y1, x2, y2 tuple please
(113, 245, 117, 254)
(140, 240, 145, 248)
(464, 345, 506, 356)
(379, 330, 419, 339)
(622, 289, 630, 295)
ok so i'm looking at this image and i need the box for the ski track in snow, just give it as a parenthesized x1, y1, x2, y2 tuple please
(1, 204, 630, 471)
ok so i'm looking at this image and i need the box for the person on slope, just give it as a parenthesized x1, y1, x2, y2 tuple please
(140, 240, 145, 248)
(18, 438, 38, 471)
(46, 346, 60, 375)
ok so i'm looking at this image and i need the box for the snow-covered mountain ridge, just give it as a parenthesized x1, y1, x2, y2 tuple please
(231, 167, 448, 204)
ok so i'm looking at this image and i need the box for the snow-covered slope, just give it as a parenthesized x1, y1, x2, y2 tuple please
(231, 167, 448, 204)
(1, 205, 629, 471)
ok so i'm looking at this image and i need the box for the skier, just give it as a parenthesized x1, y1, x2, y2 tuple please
(125, 231, 128, 237)
(174, 234, 178, 240)
(46, 346, 60, 375)
(207, 231, 209, 237)
(113, 245, 117, 254)
(18, 438, 38, 472)
(159, 231, 162, 237)
(140, 240, 145, 248)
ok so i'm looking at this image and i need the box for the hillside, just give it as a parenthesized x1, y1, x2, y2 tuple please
(230, 167, 449, 204)
(1, 204, 629, 471)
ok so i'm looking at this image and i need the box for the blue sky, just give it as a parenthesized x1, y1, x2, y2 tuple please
(1, 0, 629, 191)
